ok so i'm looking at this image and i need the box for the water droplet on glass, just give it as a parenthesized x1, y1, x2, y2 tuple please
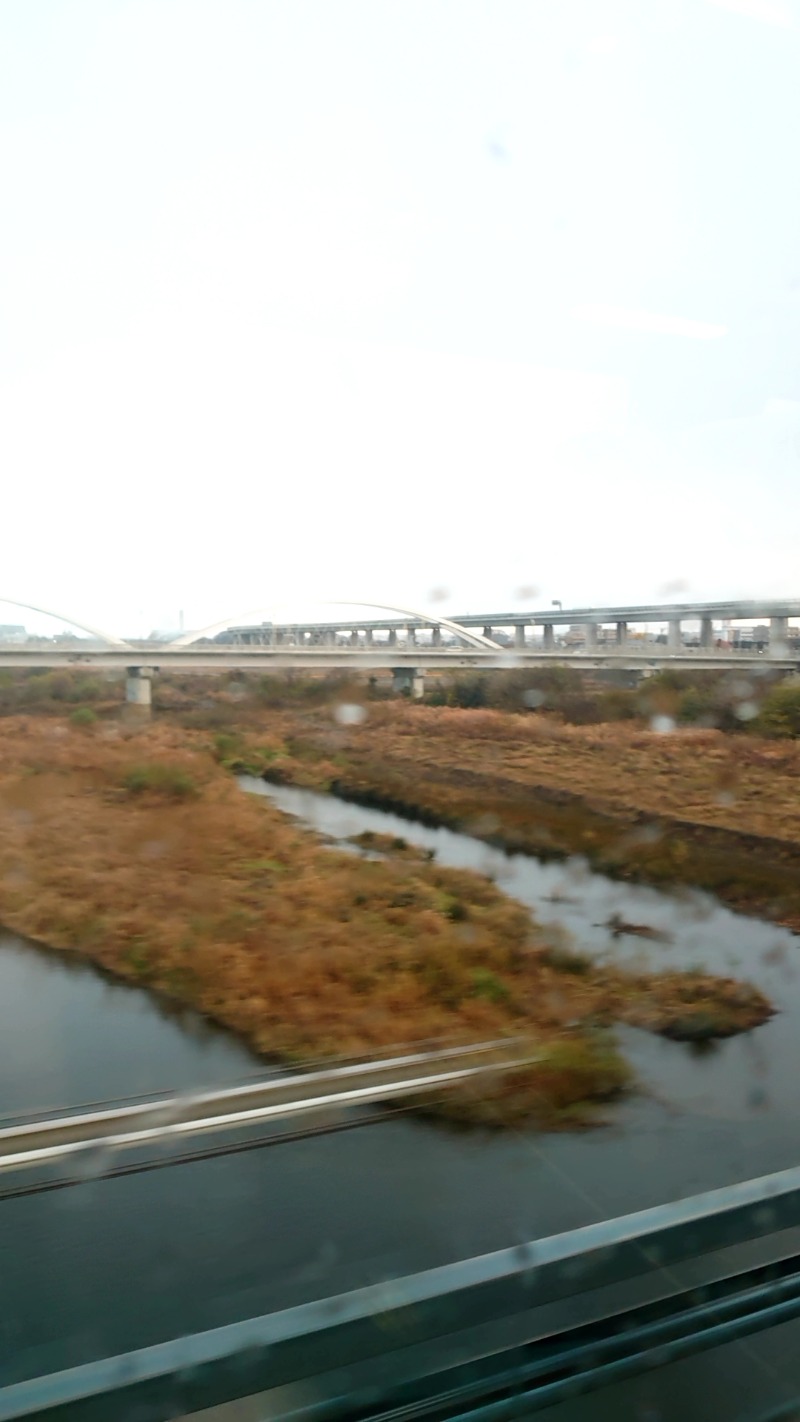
(334, 704, 367, 726)
(735, 701, 759, 721)
(650, 715, 675, 734)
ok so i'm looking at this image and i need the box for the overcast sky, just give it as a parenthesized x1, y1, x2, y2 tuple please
(1, 0, 798, 637)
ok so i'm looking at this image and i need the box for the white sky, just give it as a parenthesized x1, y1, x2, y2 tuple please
(1, 0, 799, 637)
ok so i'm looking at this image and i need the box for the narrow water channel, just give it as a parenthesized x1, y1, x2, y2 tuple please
(245, 776, 800, 1136)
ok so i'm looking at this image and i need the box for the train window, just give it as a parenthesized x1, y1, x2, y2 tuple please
(0, 3, 798, 1419)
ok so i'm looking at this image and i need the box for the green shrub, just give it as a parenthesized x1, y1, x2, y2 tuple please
(676, 687, 713, 724)
(70, 706, 97, 727)
(68, 677, 105, 703)
(123, 763, 199, 799)
(470, 968, 511, 1003)
(539, 944, 592, 975)
(437, 892, 468, 922)
(756, 682, 800, 738)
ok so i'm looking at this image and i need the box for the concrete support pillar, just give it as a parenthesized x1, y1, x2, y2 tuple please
(392, 667, 425, 699)
(514, 624, 526, 649)
(407, 626, 417, 646)
(584, 623, 598, 649)
(700, 617, 714, 649)
(616, 621, 627, 647)
(350, 630, 359, 647)
(126, 667, 153, 715)
(668, 620, 682, 651)
(365, 629, 373, 646)
(324, 629, 336, 646)
(543, 624, 555, 651)
(770, 616, 789, 655)
(483, 625, 493, 641)
(388, 629, 397, 647)
(431, 626, 442, 647)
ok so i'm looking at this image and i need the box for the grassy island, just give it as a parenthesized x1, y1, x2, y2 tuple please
(0, 714, 774, 1127)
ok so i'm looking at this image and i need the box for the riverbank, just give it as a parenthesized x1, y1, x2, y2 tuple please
(0, 716, 773, 1127)
(238, 703, 800, 931)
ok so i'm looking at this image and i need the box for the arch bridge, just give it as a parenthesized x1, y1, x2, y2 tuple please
(0, 597, 798, 706)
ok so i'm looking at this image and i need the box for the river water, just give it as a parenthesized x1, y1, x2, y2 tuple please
(3, 778, 800, 1418)
(250, 779, 800, 1139)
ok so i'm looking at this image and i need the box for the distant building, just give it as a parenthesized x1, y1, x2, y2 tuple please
(0, 624, 26, 643)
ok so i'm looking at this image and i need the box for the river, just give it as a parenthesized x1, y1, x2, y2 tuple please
(3, 778, 800, 1418)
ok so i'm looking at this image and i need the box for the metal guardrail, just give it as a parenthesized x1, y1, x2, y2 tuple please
(0, 647, 796, 672)
(6, 1159, 800, 1419)
(0, 1041, 533, 1175)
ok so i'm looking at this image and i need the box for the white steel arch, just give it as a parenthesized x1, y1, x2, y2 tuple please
(0, 596, 132, 649)
(169, 601, 503, 651)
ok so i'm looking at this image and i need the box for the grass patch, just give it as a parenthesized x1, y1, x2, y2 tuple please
(122, 763, 199, 800)
(470, 968, 512, 1004)
(70, 706, 97, 728)
(538, 945, 593, 975)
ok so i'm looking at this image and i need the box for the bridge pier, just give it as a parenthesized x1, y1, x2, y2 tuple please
(584, 623, 598, 649)
(668, 619, 682, 650)
(616, 620, 627, 647)
(365, 629, 373, 646)
(483, 625, 493, 641)
(700, 617, 714, 649)
(514, 624, 526, 649)
(392, 667, 425, 699)
(406, 626, 417, 646)
(125, 667, 153, 716)
(771, 615, 789, 655)
(543, 624, 555, 651)
(387, 629, 397, 647)
(431, 626, 442, 647)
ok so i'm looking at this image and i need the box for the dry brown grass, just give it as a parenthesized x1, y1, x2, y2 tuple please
(0, 715, 773, 1127)
(253, 702, 800, 928)
(314, 702, 800, 841)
